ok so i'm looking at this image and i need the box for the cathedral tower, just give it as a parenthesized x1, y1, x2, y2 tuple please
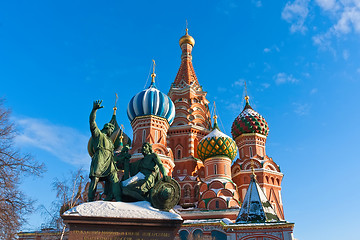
(196, 116, 240, 211)
(167, 29, 211, 207)
(231, 95, 285, 220)
(127, 65, 176, 174)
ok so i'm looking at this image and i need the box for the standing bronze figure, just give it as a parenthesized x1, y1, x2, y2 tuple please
(88, 100, 121, 202)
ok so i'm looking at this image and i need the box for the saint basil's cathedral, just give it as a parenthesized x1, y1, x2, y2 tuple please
(18, 29, 295, 240)
(125, 29, 295, 239)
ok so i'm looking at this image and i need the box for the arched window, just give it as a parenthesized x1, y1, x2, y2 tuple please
(179, 230, 189, 240)
(184, 185, 191, 198)
(249, 146, 253, 157)
(214, 164, 217, 175)
(193, 230, 203, 240)
(224, 164, 227, 175)
(211, 230, 227, 240)
(194, 185, 200, 199)
(215, 200, 219, 209)
(142, 130, 146, 143)
(154, 130, 158, 143)
(240, 148, 244, 158)
(177, 149, 181, 159)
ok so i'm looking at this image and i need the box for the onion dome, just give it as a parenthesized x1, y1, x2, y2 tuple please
(127, 71, 175, 125)
(197, 116, 238, 161)
(231, 96, 269, 140)
(179, 28, 195, 47)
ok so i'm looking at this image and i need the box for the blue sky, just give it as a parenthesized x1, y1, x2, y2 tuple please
(1, 0, 360, 239)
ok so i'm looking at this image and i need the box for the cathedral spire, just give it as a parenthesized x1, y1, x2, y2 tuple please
(173, 27, 199, 88)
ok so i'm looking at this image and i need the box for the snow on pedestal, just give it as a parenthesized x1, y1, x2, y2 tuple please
(64, 200, 182, 220)
(62, 201, 183, 240)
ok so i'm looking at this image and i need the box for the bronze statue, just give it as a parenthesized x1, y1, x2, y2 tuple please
(121, 142, 170, 201)
(86, 100, 180, 210)
(88, 100, 121, 202)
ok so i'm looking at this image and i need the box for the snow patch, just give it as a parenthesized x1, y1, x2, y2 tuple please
(122, 172, 145, 187)
(210, 188, 222, 195)
(189, 176, 197, 181)
(64, 201, 182, 220)
(240, 108, 260, 118)
(205, 178, 230, 184)
(219, 196, 233, 202)
(202, 128, 231, 140)
(178, 176, 186, 181)
(222, 218, 233, 225)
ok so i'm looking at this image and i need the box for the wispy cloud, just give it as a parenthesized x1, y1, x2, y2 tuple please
(263, 46, 280, 53)
(274, 72, 299, 84)
(251, 0, 262, 8)
(226, 102, 242, 113)
(264, 48, 271, 53)
(310, 88, 318, 94)
(15, 117, 90, 167)
(312, 1, 360, 48)
(282, 0, 310, 34)
(343, 49, 350, 60)
(315, 0, 340, 12)
(216, 0, 238, 15)
(232, 79, 245, 87)
(261, 83, 271, 89)
(293, 102, 310, 115)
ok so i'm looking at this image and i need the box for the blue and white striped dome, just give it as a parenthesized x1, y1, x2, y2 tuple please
(127, 82, 175, 124)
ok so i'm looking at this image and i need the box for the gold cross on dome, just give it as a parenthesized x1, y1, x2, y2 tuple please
(113, 93, 118, 114)
(151, 60, 156, 83)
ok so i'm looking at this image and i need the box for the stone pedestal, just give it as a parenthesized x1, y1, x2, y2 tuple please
(62, 201, 183, 240)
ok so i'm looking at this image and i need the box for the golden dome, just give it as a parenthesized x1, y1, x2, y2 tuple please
(179, 28, 195, 47)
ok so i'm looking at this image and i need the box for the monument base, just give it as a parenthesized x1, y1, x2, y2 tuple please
(62, 201, 183, 240)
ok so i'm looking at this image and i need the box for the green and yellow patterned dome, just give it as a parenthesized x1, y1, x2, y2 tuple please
(197, 118, 238, 161)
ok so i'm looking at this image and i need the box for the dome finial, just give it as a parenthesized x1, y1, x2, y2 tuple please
(212, 102, 220, 130)
(179, 21, 195, 47)
(244, 80, 249, 103)
(113, 93, 118, 115)
(151, 59, 156, 83)
(243, 80, 252, 110)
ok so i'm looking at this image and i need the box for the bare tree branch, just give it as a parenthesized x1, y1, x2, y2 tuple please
(0, 99, 45, 239)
